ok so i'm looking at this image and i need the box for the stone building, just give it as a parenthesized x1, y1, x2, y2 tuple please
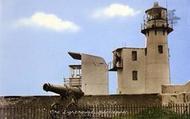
(109, 2, 173, 94)
(1, 3, 190, 111)
(64, 2, 189, 98)
(64, 52, 109, 95)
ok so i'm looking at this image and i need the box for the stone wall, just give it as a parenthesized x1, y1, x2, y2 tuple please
(117, 48, 146, 94)
(81, 54, 108, 95)
(162, 81, 190, 94)
(161, 81, 190, 105)
(161, 93, 190, 105)
(0, 94, 162, 107)
(79, 94, 161, 105)
(68, 52, 108, 95)
(162, 85, 185, 94)
(2, 93, 190, 107)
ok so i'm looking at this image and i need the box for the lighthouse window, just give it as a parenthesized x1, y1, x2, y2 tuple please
(158, 45, 163, 54)
(132, 71, 138, 80)
(132, 51, 137, 61)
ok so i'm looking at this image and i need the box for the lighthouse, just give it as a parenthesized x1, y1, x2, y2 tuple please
(109, 2, 173, 94)
(142, 2, 173, 93)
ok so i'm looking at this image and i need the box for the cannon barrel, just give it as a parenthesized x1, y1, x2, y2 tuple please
(43, 83, 84, 99)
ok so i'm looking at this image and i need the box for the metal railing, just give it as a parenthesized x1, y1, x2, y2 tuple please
(64, 77, 82, 88)
(0, 105, 50, 119)
(0, 104, 190, 119)
(108, 60, 123, 71)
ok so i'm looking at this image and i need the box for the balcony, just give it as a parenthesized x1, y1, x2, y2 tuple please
(64, 64, 82, 87)
(108, 60, 123, 71)
(64, 77, 81, 88)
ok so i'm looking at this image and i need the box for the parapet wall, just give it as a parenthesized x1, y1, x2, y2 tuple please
(162, 85, 185, 94)
(0, 94, 161, 107)
(162, 81, 190, 94)
(161, 93, 190, 105)
(2, 93, 190, 107)
(79, 94, 161, 105)
(161, 81, 190, 105)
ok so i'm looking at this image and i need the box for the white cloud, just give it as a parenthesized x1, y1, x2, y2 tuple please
(93, 3, 140, 19)
(16, 12, 80, 32)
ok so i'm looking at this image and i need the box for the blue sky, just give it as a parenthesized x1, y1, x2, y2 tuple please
(0, 0, 190, 96)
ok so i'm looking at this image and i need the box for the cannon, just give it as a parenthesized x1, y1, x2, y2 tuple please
(43, 83, 84, 100)
(43, 83, 85, 118)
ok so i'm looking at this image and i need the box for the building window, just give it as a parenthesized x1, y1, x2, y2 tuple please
(132, 71, 138, 80)
(155, 30, 157, 35)
(163, 30, 165, 35)
(158, 45, 163, 54)
(132, 51, 137, 61)
(145, 48, 147, 56)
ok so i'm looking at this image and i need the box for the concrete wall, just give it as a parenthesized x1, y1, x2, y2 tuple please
(161, 93, 190, 105)
(117, 48, 146, 94)
(81, 54, 108, 95)
(79, 94, 161, 105)
(0, 94, 162, 107)
(145, 30, 170, 93)
(162, 85, 185, 94)
(161, 81, 190, 105)
(2, 93, 190, 107)
(162, 81, 190, 94)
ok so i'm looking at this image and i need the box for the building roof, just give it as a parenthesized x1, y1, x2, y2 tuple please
(68, 52, 81, 60)
(113, 47, 145, 52)
(145, 2, 167, 13)
(69, 65, 81, 69)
